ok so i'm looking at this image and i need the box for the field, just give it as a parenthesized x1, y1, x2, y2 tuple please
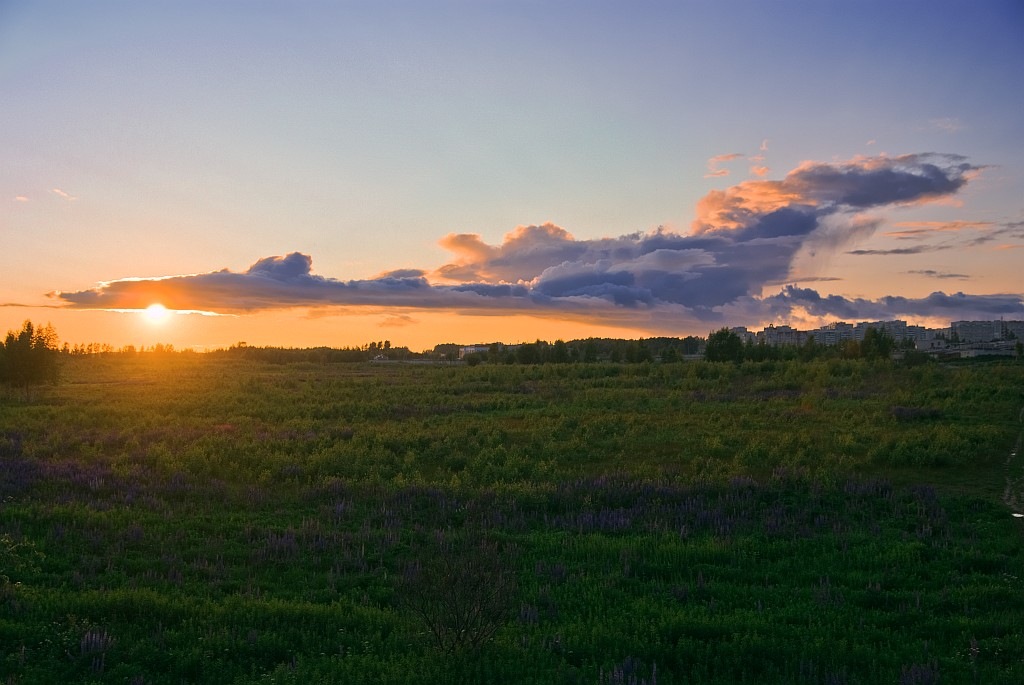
(2, 354, 1023, 684)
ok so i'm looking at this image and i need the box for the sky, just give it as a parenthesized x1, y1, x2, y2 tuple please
(3, 0, 1023, 351)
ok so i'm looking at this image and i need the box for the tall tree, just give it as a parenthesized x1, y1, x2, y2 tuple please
(861, 327, 895, 360)
(704, 328, 744, 363)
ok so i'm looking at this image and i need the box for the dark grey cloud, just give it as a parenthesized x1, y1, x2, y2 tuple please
(52, 152, 1014, 330)
(765, 286, 1024, 321)
(784, 154, 974, 208)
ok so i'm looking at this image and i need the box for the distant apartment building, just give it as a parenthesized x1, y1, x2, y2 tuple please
(999, 320, 1024, 341)
(852, 320, 909, 342)
(730, 326, 756, 344)
(814, 321, 854, 346)
(951, 320, 1001, 343)
(759, 324, 807, 346)
(748, 318, 1018, 353)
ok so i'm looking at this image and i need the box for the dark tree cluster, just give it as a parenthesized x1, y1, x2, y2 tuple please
(0, 321, 60, 389)
(460, 336, 705, 366)
(701, 326, 905, 364)
(219, 340, 416, 364)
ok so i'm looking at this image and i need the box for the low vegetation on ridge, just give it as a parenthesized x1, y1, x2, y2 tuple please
(1, 338, 1022, 683)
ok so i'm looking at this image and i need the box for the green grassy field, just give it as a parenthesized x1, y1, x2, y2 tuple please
(2, 354, 1022, 683)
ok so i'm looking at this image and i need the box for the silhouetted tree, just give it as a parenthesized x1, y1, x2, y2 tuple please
(516, 342, 541, 365)
(680, 336, 703, 355)
(550, 339, 570, 364)
(704, 328, 744, 363)
(861, 327, 895, 360)
(0, 321, 60, 390)
(798, 335, 819, 362)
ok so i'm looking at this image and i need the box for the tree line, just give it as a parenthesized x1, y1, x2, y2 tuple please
(8, 319, 1017, 391)
(703, 326, 923, 363)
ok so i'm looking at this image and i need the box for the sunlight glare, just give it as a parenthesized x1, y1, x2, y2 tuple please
(144, 303, 171, 323)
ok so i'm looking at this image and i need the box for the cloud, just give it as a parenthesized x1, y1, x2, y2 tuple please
(847, 245, 953, 256)
(749, 165, 770, 177)
(886, 220, 994, 237)
(764, 286, 1024, 322)
(704, 152, 743, 178)
(928, 117, 963, 134)
(379, 314, 417, 328)
(765, 275, 843, 285)
(874, 220, 1022, 253)
(52, 188, 78, 201)
(14, 195, 29, 202)
(906, 270, 969, 280)
(53, 152, 1009, 331)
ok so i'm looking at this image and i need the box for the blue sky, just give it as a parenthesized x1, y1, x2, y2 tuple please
(2, 1, 1023, 349)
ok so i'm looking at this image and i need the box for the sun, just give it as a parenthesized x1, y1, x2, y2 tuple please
(144, 303, 171, 323)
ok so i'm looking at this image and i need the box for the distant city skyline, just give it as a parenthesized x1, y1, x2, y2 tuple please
(3, 1, 1023, 350)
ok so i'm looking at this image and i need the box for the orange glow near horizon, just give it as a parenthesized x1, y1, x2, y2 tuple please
(1, 307, 660, 354)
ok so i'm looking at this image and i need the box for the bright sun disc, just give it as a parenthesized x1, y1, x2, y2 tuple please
(144, 303, 170, 323)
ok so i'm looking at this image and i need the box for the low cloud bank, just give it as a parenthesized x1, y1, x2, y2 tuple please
(53, 153, 1024, 329)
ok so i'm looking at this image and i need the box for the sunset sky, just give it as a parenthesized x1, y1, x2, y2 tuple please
(3, 1, 1023, 351)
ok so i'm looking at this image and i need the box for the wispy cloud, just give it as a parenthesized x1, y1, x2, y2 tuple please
(927, 117, 963, 134)
(53, 152, 1018, 329)
(704, 152, 743, 178)
(885, 220, 995, 238)
(765, 276, 843, 285)
(379, 314, 417, 328)
(876, 219, 1023, 253)
(52, 188, 78, 201)
(848, 245, 953, 256)
(14, 195, 29, 202)
(906, 269, 970, 280)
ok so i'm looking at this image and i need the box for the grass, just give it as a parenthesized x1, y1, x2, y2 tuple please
(1, 353, 1022, 683)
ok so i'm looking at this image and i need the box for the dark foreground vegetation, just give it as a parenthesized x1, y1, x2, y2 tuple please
(2, 352, 1023, 683)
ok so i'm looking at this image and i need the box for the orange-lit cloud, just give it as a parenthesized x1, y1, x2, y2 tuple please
(52, 188, 78, 201)
(704, 152, 743, 178)
(53, 152, 1021, 329)
(693, 153, 977, 234)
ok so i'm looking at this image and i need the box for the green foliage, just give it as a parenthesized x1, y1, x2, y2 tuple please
(0, 355, 1022, 683)
(397, 532, 518, 654)
(704, 328, 744, 363)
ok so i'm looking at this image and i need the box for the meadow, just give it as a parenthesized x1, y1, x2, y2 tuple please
(1, 353, 1023, 684)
